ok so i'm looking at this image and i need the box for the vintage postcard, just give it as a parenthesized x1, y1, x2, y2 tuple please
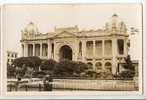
(1, 3, 143, 98)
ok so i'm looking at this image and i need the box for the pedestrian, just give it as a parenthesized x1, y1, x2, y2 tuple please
(43, 75, 53, 91)
(15, 76, 21, 91)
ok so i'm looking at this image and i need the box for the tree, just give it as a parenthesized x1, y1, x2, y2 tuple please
(15, 65, 26, 78)
(27, 56, 42, 70)
(32, 71, 46, 78)
(13, 57, 30, 67)
(40, 59, 57, 75)
(74, 61, 88, 76)
(120, 55, 135, 79)
(53, 59, 75, 77)
(53, 60, 89, 77)
(13, 56, 41, 69)
(12, 56, 42, 78)
(24, 67, 34, 78)
(7, 63, 16, 78)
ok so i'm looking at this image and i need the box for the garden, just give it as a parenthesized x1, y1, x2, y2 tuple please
(7, 55, 136, 80)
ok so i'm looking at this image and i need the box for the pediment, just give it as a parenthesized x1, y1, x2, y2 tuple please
(53, 31, 76, 38)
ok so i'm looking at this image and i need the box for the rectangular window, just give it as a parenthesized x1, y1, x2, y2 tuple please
(79, 42, 82, 57)
(28, 44, 33, 56)
(95, 41, 102, 57)
(86, 41, 93, 57)
(51, 43, 54, 58)
(42, 44, 48, 57)
(117, 39, 124, 55)
(104, 40, 112, 56)
(15, 54, 17, 58)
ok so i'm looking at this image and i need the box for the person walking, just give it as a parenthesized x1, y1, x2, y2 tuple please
(43, 75, 53, 91)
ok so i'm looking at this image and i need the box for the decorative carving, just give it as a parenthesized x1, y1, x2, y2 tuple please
(104, 14, 127, 34)
(54, 31, 76, 38)
(21, 22, 39, 39)
(105, 22, 109, 31)
(55, 25, 79, 33)
(119, 22, 127, 33)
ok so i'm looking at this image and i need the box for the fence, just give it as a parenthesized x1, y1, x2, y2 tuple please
(53, 79, 138, 91)
(7, 78, 138, 91)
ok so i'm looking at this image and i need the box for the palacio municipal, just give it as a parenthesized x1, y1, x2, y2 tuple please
(20, 14, 129, 75)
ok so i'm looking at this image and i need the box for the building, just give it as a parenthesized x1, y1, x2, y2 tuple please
(20, 14, 129, 75)
(7, 51, 18, 65)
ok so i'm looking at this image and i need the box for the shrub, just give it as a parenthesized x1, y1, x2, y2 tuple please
(53, 59, 89, 77)
(119, 55, 135, 79)
(12, 56, 42, 78)
(7, 63, 16, 78)
(119, 70, 135, 79)
(40, 59, 57, 76)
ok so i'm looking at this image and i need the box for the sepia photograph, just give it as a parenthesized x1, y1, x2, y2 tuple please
(1, 3, 143, 95)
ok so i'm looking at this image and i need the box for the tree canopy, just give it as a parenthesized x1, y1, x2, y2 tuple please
(53, 59, 88, 77)
(40, 59, 57, 75)
(13, 56, 41, 69)
(12, 56, 42, 78)
(11, 57, 92, 78)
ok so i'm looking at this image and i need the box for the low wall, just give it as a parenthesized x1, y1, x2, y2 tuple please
(7, 78, 138, 91)
(53, 79, 138, 91)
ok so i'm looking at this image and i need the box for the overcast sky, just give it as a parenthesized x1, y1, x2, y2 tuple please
(3, 4, 142, 60)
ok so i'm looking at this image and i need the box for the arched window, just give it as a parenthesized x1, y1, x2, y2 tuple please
(95, 62, 102, 70)
(59, 45, 72, 60)
(105, 62, 112, 72)
(87, 62, 93, 69)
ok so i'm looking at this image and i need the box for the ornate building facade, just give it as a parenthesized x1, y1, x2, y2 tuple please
(20, 14, 129, 75)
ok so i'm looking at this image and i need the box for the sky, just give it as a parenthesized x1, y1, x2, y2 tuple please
(3, 4, 142, 60)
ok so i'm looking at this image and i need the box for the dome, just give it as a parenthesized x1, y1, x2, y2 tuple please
(105, 14, 127, 33)
(24, 22, 39, 34)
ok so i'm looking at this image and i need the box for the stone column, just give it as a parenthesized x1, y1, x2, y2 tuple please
(102, 40, 105, 70)
(124, 38, 128, 56)
(93, 40, 96, 57)
(24, 43, 28, 57)
(73, 40, 78, 61)
(112, 38, 117, 75)
(53, 42, 57, 61)
(82, 40, 86, 62)
(55, 43, 60, 62)
(40, 43, 42, 57)
(21, 44, 24, 57)
(93, 40, 96, 70)
(102, 40, 104, 57)
(48, 40, 51, 59)
(33, 43, 35, 56)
